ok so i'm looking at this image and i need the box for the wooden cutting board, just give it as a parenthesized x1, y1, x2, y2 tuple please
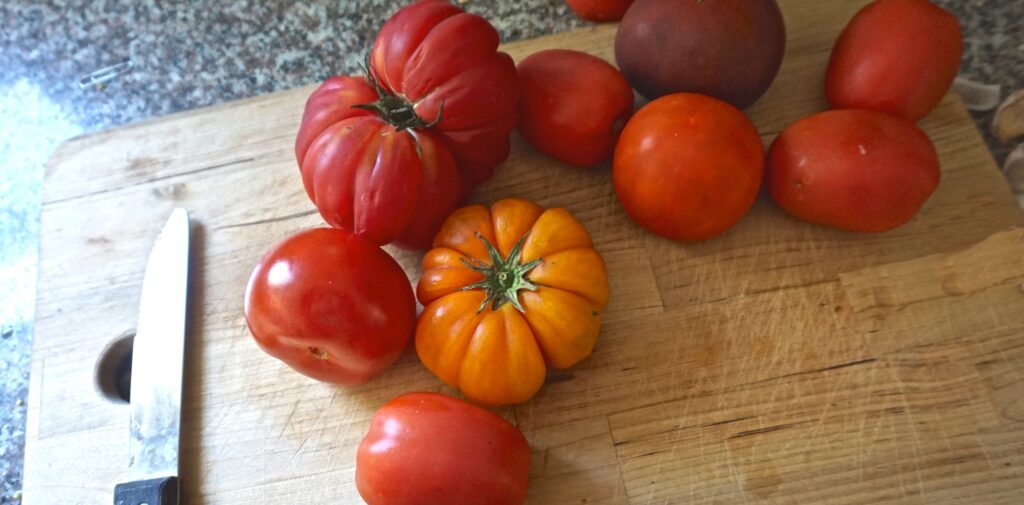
(23, 1, 1024, 503)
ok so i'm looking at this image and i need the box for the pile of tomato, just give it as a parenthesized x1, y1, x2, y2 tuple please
(243, 0, 962, 503)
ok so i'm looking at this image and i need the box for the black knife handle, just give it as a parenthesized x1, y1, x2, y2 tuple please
(114, 476, 179, 505)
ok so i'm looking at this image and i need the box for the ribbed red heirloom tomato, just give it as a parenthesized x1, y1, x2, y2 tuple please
(244, 228, 415, 385)
(296, 76, 463, 249)
(369, 0, 520, 178)
(356, 392, 531, 505)
(613, 93, 765, 242)
(566, 0, 635, 22)
(766, 109, 941, 232)
(517, 49, 633, 167)
(295, 0, 519, 249)
(826, 0, 962, 121)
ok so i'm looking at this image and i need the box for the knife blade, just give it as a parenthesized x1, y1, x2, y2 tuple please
(114, 208, 190, 505)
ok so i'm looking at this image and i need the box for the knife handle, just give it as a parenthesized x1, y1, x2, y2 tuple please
(114, 476, 179, 505)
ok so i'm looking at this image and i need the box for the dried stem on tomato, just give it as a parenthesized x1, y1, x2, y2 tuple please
(352, 57, 444, 132)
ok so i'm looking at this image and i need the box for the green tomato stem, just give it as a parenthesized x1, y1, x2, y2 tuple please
(460, 232, 543, 313)
(351, 56, 444, 131)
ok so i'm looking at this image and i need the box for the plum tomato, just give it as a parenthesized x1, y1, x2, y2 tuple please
(766, 109, 941, 232)
(517, 49, 634, 167)
(826, 0, 963, 122)
(356, 392, 531, 505)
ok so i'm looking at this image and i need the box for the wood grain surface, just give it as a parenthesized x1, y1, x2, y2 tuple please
(23, 1, 1024, 503)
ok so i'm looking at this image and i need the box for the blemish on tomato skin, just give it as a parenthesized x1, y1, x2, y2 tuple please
(611, 115, 628, 135)
(308, 346, 329, 360)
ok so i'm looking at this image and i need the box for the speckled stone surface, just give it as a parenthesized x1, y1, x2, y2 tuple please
(941, 0, 1024, 168)
(0, 0, 1021, 501)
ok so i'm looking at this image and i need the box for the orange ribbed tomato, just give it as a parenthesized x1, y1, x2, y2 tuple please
(416, 198, 609, 406)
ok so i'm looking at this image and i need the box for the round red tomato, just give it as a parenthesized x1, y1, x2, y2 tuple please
(356, 392, 531, 505)
(244, 228, 415, 385)
(766, 109, 941, 232)
(517, 49, 634, 166)
(613, 93, 765, 242)
(826, 0, 962, 122)
(566, 0, 635, 22)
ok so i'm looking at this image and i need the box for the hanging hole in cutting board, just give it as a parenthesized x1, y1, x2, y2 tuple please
(95, 332, 134, 404)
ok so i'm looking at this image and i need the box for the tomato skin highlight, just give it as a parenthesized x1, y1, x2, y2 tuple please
(826, 0, 963, 122)
(517, 49, 634, 167)
(244, 228, 415, 385)
(566, 0, 635, 22)
(766, 109, 941, 232)
(612, 93, 765, 242)
(356, 392, 531, 505)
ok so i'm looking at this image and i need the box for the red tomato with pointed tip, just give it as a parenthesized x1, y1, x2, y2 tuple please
(295, 0, 519, 250)
(244, 228, 415, 385)
(356, 392, 531, 505)
(613, 93, 765, 242)
(826, 0, 963, 122)
(766, 109, 941, 232)
(567, 0, 635, 22)
(517, 49, 634, 166)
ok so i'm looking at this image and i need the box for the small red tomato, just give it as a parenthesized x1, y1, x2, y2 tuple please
(244, 228, 415, 385)
(517, 49, 634, 166)
(766, 109, 941, 232)
(356, 392, 531, 505)
(613, 93, 764, 242)
(826, 0, 963, 121)
(566, 0, 635, 22)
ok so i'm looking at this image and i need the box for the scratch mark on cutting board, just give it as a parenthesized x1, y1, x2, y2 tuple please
(887, 361, 929, 500)
(798, 361, 852, 453)
(46, 157, 256, 205)
(216, 209, 318, 230)
(728, 423, 797, 440)
(706, 415, 756, 428)
(279, 400, 300, 438)
(748, 358, 878, 388)
(289, 390, 339, 464)
(722, 437, 752, 504)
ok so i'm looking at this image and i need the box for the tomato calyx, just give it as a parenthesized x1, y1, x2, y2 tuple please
(352, 60, 444, 132)
(460, 233, 542, 313)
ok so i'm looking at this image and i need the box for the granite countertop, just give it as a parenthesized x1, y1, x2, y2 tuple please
(0, 0, 1021, 501)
